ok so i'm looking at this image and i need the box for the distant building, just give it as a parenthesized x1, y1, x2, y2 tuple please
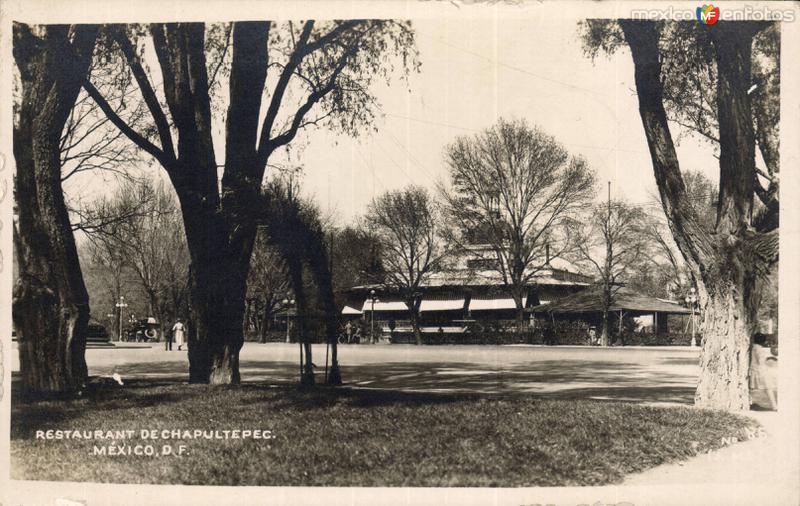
(340, 244, 592, 332)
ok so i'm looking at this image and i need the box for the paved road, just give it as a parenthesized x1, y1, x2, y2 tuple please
(12, 342, 701, 404)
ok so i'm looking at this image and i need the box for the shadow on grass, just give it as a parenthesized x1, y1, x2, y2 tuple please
(11, 374, 199, 434)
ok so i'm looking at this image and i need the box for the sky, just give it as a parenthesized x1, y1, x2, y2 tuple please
(275, 16, 720, 225)
(63, 15, 723, 228)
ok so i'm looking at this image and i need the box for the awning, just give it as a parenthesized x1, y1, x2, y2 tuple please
(419, 297, 466, 312)
(469, 296, 526, 311)
(361, 299, 409, 312)
(341, 305, 363, 315)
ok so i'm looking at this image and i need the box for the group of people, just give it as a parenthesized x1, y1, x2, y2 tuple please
(164, 319, 186, 351)
(342, 320, 364, 344)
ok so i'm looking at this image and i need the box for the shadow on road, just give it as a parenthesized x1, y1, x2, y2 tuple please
(234, 358, 695, 405)
(87, 355, 696, 405)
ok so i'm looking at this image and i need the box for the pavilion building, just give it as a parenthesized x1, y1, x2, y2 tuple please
(340, 244, 592, 333)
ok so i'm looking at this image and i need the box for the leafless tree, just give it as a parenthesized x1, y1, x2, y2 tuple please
(369, 186, 446, 345)
(440, 117, 596, 332)
(83, 179, 190, 339)
(572, 199, 649, 345)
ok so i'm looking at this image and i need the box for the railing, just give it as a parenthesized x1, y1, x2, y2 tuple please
(244, 317, 705, 346)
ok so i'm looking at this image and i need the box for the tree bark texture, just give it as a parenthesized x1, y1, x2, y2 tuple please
(12, 24, 98, 394)
(150, 22, 262, 384)
(621, 20, 776, 410)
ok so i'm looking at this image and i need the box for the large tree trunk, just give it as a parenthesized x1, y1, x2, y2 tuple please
(621, 20, 776, 410)
(695, 275, 760, 410)
(182, 211, 252, 385)
(691, 23, 764, 410)
(185, 260, 248, 384)
(12, 24, 97, 394)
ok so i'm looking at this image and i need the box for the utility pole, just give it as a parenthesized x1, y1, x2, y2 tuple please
(603, 181, 612, 347)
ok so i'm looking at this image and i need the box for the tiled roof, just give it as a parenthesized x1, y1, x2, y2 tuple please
(349, 269, 591, 291)
(529, 286, 692, 314)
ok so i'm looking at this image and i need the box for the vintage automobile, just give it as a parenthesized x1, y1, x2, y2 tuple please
(128, 317, 160, 342)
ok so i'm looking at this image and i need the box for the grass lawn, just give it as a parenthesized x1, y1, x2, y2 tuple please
(11, 378, 758, 487)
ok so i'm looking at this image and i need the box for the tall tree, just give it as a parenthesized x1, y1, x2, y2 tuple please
(12, 24, 98, 393)
(368, 186, 445, 345)
(583, 20, 779, 410)
(85, 21, 417, 384)
(260, 179, 341, 384)
(82, 179, 190, 338)
(440, 117, 596, 332)
(572, 198, 649, 346)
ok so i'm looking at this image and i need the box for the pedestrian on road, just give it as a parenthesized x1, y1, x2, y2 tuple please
(165, 326, 173, 351)
(172, 319, 186, 351)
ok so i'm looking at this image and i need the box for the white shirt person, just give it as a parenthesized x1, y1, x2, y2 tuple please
(172, 320, 186, 350)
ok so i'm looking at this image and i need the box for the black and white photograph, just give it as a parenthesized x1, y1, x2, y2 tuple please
(1, 1, 799, 505)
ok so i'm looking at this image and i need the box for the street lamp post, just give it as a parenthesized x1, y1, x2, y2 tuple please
(282, 298, 295, 343)
(115, 296, 128, 342)
(370, 289, 379, 344)
(685, 287, 698, 347)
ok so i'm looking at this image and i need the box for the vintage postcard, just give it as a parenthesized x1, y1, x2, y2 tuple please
(1, 0, 798, 505)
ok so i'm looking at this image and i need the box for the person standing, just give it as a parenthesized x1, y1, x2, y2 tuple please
(172, 318, 186, 351)
(165, 324, 174, 351)
(587, 326, 597, 346)
(345, 321, 353, 344)
(750, 333, 778, 410)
